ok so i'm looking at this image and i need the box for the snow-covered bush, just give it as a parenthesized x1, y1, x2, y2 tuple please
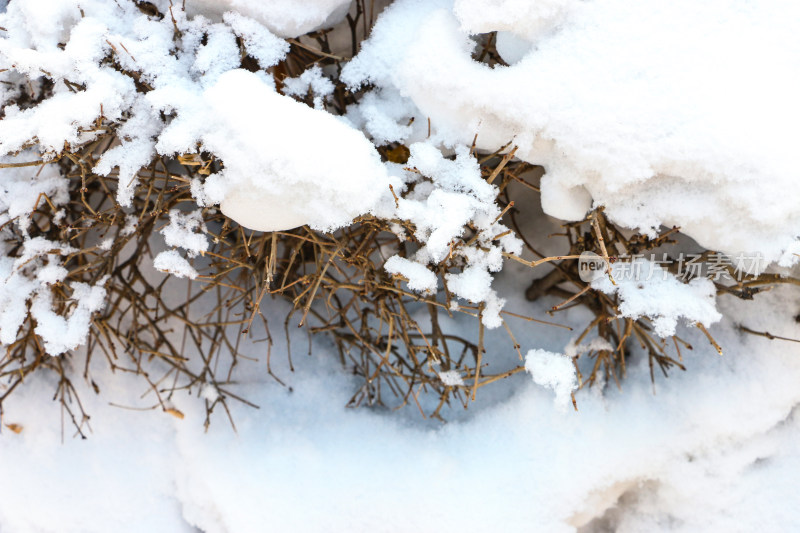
(0, 0, 792, 426)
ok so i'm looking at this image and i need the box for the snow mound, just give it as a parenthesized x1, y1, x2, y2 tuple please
(345, 0, 800, 265)
(197, 69, 389, 232)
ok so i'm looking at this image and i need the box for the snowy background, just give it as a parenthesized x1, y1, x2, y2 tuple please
(1, 0, 800, 531)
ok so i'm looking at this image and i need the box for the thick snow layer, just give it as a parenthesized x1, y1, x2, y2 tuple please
(185, 0, 353, 38)
(1, 278, 799, 532)
(0, 2, 389, 233)
(344, 0, 800, 265)
(453, 0, 579, 42)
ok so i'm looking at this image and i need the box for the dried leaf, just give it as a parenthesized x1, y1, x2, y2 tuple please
(165, 408, 184, 420)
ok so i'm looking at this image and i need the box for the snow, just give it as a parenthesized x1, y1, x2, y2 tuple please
(592, 258, 723, 338)
(453, 0, 579, 42)
(1, 279, 799, 531)
(377, 142, 522, 328)
(565, 337, 615, 359)
(154, 250, 199, 280)
(384, 255, 438, 294)
(160, 209, 209, 258)
(282, 66, 335, 110)
(438, 369, 465, 387)
(0, 231, 108, 355)
(120, 214, 138, 237)
(525, 348, 577, 410)
(185, 0, 353, 38)
(197, 69, 390, 232)
(344, 87, 420, 146)
(0, 156, 68, 225)
(30, 279, 107, 355)
(223, 12, 290, 69)
(200, 384, 221, 403)
(1, 0, 800, 531)
(36, 263, 68, 285)
(345, 0, 800, 265)
(0, 8, 137, 155)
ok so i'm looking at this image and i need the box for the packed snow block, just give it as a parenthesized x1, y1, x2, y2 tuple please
(194, 69, 390, 232)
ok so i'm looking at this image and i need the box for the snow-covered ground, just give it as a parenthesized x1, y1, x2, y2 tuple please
(2, 223, 800, 532)
(2, 0, 800, 531)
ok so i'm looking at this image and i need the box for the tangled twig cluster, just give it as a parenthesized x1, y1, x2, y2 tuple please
(1, 1, 794, 434)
